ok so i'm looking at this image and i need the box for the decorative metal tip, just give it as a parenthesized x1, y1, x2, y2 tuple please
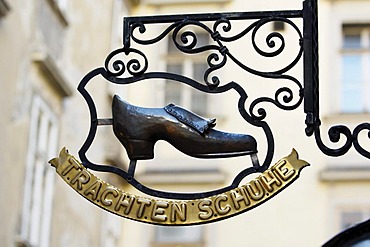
(286, 148, 310, 171)
(49, 147, 69, 169)
(48, 158, 59, 169)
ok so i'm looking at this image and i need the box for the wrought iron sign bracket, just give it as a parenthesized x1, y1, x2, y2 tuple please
(75, 0, 370, 200)
(50, 0, 370, 227)
(302, 0, 370, 159)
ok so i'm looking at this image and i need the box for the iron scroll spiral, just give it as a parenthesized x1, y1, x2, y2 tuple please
(313, 123, 370, 158)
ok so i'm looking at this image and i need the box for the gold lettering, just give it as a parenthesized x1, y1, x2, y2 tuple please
(83, 180, 102, 200)
(273, 160, 295, 181)
(198, 199, 213, 220)
(151, 201, 169, 222)
(170, 203, 186, 222)
(215, 195, 231, 215)
(115, 194, 135, 215)
(230, 189, 250, 210)
(51, 147, 308, 225)
(136, 198, 151, 218)
(61, 158, 79, 176)
(245, 180, 265, 201)
(260, 171, 282, 192)
(70, 169, 90, 190)
(101, 187, 119, 206)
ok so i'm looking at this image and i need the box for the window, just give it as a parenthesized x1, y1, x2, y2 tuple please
(341, 211, 364, 230)
(165, 32, 210, 116)
(339, 209, 370, 231)
(38, 0, 68, 63)
(153, 225, 205, 247)
(327, 209, 370, 247)
(20, 95, 58, 247)
(340, 24, 370, 113)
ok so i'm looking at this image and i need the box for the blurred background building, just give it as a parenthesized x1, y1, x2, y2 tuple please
(1, 0, 370, 246)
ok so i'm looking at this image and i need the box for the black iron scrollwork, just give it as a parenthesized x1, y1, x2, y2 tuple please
(312, 122, 370, 158)
(77, 0, 370, 200)
(104, 48, 148, 77)
(78, 5, 307, 200)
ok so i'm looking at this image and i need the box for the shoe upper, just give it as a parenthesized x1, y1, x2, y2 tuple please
(112, 94, 257, 159)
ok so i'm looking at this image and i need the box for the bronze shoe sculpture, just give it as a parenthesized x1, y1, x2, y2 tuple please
(112, 95, 257, 160)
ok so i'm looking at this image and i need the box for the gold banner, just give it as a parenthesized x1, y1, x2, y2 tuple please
(49, 148, 308, 225)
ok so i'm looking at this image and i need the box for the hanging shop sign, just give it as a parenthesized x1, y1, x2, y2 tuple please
(50, 0, 369, 226)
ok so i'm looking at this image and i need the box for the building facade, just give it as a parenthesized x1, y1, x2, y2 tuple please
(0, 0, 133, 246)
(1, 0, 370, 246)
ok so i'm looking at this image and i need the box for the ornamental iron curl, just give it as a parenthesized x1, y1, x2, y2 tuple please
(77, 0, 370, 200)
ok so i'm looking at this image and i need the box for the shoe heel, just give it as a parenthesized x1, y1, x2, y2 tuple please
(123, 139, 154, 160)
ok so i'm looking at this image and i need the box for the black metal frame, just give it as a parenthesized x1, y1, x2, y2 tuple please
(77, 0, 370, 200)
(303, 0, 370, 158)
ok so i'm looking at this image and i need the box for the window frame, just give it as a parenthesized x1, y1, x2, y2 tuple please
(340, 24, 370, 113)
(19, 95, 59, 247)
(338, 207, 370, 232)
